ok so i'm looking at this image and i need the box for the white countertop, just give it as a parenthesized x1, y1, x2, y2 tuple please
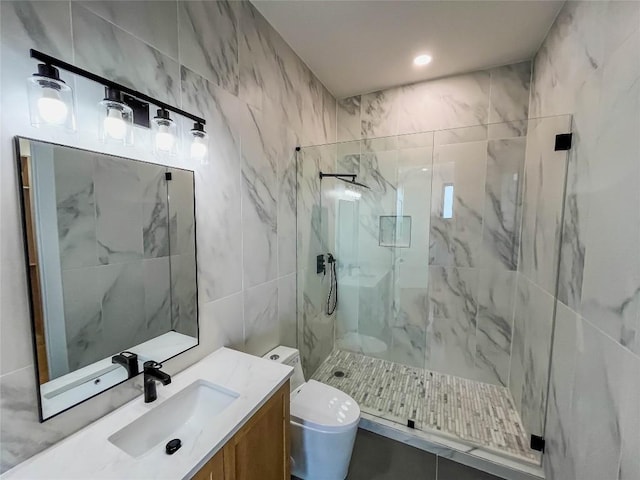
(2, 348, 293, 480)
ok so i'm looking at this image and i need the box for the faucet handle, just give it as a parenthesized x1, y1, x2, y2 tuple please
(144, 360, 163, 371)
(112, 351, 139, 378)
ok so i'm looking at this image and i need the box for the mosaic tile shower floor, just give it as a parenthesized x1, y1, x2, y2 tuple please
(311, 349, 538, 463)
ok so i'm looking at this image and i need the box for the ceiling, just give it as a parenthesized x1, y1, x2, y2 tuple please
(252, 0, 564, 98)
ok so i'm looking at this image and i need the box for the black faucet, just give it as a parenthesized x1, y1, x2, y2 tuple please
(112, 351, 139, 379)
(143, 361, 171, 403)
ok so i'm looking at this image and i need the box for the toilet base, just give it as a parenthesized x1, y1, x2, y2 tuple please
(290, 420, 358, 480)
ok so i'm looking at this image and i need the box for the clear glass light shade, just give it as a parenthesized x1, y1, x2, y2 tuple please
(190, 130, 208, 163)
(27, 76, 75, 130)
(99, 100, 133, 144)
(152, 114, 177, 156)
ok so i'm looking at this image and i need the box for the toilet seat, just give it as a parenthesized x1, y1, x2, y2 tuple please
(290, 380, 360, 433)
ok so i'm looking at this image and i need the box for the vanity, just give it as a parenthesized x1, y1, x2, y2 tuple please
(1, 348, 293, 479)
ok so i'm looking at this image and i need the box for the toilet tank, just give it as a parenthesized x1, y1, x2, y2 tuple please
(263, 346, 306, 391)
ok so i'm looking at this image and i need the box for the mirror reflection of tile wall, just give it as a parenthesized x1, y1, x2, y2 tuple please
(167, 168, 197, 338)
(50, 145, 196, 376)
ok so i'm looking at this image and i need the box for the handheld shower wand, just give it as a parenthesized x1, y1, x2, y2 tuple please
(326, 253, 338, 315)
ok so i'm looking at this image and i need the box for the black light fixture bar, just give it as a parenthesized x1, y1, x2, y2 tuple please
(30, 49, 205, 125)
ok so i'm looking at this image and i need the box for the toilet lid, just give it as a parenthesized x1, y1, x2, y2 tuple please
(290, 380, 360, 432)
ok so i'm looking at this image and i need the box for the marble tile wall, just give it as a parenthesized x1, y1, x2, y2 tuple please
(529, 2, 640, 479)
(328, 64, 532, 387)
(505, 113, 572, 438)
(296, 143, 337, 377)
(0, 0, 335, 472)
(49, 147, 178, 373)
(337, 62, 531, 142)
(324, 133, 527, 384)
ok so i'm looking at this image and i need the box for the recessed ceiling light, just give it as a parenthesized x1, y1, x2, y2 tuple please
(414, 54, 432, 67)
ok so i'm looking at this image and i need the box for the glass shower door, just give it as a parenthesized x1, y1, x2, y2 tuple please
(296, 143, 336, 378)
(295, 115, 573, 469)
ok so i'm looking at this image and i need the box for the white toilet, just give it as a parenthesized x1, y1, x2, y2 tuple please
(263, 346, 360, 480)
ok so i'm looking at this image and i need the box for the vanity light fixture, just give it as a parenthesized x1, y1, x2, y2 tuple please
(99, 87, 133, 144)
(27, 63, 75, 130)
(27, 49, 206, 152)
(413, 54, 432, 67)
(189, 122, 208, 163)
(153, 108, 177, 155)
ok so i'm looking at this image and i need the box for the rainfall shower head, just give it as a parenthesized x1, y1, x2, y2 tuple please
(319, 171, 370, 189)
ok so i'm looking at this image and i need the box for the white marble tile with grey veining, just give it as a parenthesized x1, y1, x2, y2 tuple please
(237, 1, 272, 111)
(181, 67, 243, 302)
(543, 301, 578, 480)
(72, 3, 180, 106)
(179, 0, 238, 95)
(170, 253, 198, 337)
(198, 293, 244, 353)
(570, 319, 625, 480)
(475, 269, 517, 386)
(578, 27, 640, 353)
(295, 143, 335, 270)
(337, 95, 362, 142)
(278, 273, 297, 349)
(62, 267, 105, 372)
(277, 136, 299, 277)
(243, 279, 279, 357)
(389, 286, 428, 369)
(142, 257, 171, 340)
(94, 156, 144, 265)
(139, 162, 170, 259)
(0, 259, 33, 377)
(398, 71, 490, 135)
(518, 116, 571, 295)
(426, 266, 479, 380)
(322, 87, 338, 145)
(99, 262, 146, 355)
(481, 138, 526, 271)
(488, 62, 531, 126)
(514, 276, 555, 437)
(361, 89, 399, 138)
(167, 168, 196, 257)
(429, 140, 487, 268)
(78, 1, 178, 60)
(297, 266, 334, 377)
(508, 274, 526, 414)
(241, 105, 279, 288)
(0, 366, 143, 474)
(555, 144, 587, 311)
(1, 0, 72, 61)
(434, 124, 487, 146)
(529, 1, 606, 119)
(54, 148, 99, 269)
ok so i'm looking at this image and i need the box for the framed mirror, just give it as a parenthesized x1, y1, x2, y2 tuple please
(15, 137, 199, 421)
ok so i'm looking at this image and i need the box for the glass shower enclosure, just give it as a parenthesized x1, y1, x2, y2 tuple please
(296, 115, 572, 467)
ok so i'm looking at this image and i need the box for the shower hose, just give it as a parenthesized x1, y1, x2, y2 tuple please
(326, 253, 338, 315)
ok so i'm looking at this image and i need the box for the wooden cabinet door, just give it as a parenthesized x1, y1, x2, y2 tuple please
(223, 381, 290, 480)
(191, 448, 224, 480)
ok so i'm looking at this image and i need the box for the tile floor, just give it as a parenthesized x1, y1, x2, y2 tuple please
(311, 350, 538, 463)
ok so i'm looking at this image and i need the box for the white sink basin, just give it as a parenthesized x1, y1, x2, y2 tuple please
(108, 380, 239, 458)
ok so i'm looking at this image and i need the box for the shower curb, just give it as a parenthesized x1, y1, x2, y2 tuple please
(358, 413, 545, 480)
